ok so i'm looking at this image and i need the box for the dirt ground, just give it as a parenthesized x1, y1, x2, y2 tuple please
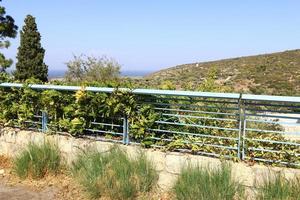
(0, 183, 57, 200)
(0, 155, 170, 200)
(0, 155, 88, 200)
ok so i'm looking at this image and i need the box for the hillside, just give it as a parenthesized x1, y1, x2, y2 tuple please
(145, 49, 300, 96)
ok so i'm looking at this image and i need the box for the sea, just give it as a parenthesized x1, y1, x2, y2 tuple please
(48, 70, 153, 79)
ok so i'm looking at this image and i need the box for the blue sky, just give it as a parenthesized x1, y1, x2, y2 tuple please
(2, 0, 300, 73)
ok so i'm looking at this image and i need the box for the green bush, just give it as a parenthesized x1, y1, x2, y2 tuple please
(71, 146, 158, 199)
(1, 78, 299, 167)
(173, 163, 244, 200)
(13, 142, 61, 179)
(257, 172, 300, 200)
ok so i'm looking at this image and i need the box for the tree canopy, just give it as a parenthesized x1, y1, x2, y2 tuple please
(0, 0, 18, 72)
(65, 55, 121, 83)
(15, 15, 48, 82)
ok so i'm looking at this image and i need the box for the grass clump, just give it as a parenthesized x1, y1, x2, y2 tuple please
(71, 146, 158, 199)
(173, 163, 244, 200)
(257, 172, 300, 200)
(13, 142, 61, 179)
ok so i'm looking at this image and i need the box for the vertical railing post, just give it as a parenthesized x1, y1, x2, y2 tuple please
(238, 96, 247, 161)
(42, 111, 48, 133)
(241, 103, 247, 160)
(237, 94, 242, 159)
(126, 117, 130, 145)
(123, 116, 129, 145)
(237, 94, 246, 160)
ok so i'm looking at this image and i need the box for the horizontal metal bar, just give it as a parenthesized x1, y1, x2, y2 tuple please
(12, 123, 41, 128)
(148, 129, 238, 140)
(2, 82, 300, 103)
(147, 143, 237, 158)
(162, 113, 238, 122)
(149, 136, 232, 148)
(149, 137, 172, 142)
(24, 121, 42, 125)
(155, 121, 239, 131)
(248, 147, 300, 156)
(145, 102, 239, 111)
(245, 113, 300, 120)
(246, 157, 300, 166)
(244, 102, 300, 109)
(141, 96, 239, 104)
(242, 94, 300, 103)
(83, 135, 123, 143)
(150, 137, 238, 150)
(0, 82, 241, 99)
(245, 128, 300, 135)
(245, 108, 300, 115)
(155, 107, 238, 116)
(91, 122, 123, 128)
(176, 149, 236, 159)
(247, 138, 300, 146)
(96, 116, 125, 120)
(245, 119, 300, 126)
(5, 82, 299, 103)
(85, 129, 123, 136)
(46, 124, 59, 128)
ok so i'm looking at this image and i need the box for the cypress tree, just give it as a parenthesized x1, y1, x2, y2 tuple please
(15, 15, 48, 82)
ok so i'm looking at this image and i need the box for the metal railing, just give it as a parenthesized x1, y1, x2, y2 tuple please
(241, 95, 300, 167)
(0, 82, 299, 166)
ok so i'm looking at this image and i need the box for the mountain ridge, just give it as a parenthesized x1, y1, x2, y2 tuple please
(145, 49, 300, 96)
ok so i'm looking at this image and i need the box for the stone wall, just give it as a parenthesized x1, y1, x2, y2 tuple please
(1, 127, 300, 193)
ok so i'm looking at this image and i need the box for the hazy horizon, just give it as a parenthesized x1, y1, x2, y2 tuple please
(47, 69, 154, 78)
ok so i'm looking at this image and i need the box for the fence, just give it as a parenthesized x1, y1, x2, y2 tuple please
(0, 82, 299, 167)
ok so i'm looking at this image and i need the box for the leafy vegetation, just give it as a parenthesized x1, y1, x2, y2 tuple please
(0, 77, 299, 166)
(65, 55, 121, 84)
(13, 142, 61, 179)
(15, 15, 48, 82)
(145, 49, 300, 96)
(173, 163, 244, 200)
(0, 0, 18, 72)
(257, 172, 300, 200)
(0, 81, 159, 139)
(71, 146, 158, 199)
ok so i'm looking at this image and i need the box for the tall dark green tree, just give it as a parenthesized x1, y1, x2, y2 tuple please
(15, 15, 48, 82)
(0, 0, 18, 72)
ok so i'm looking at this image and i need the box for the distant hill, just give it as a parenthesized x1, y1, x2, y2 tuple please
(145, 49, 300, 96)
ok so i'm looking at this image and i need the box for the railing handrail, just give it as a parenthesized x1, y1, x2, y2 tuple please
(242, 94, 300, 103)
(0, 82, 240, 99)
(1, 82, 300, 102)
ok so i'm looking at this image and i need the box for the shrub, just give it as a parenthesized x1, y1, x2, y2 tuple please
(173, 163, 244, 200)
(65, 55, 120, 83)
(71, 146, 158, 199)
(257, 172, 300, 200)
(13, 142, 61, 179)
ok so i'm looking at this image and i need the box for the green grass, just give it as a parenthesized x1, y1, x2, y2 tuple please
(71, 146, 158, 199)
(257, 172, 300, 200)
(13, 142, 61, 179)
(173, 163, 244, 200)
